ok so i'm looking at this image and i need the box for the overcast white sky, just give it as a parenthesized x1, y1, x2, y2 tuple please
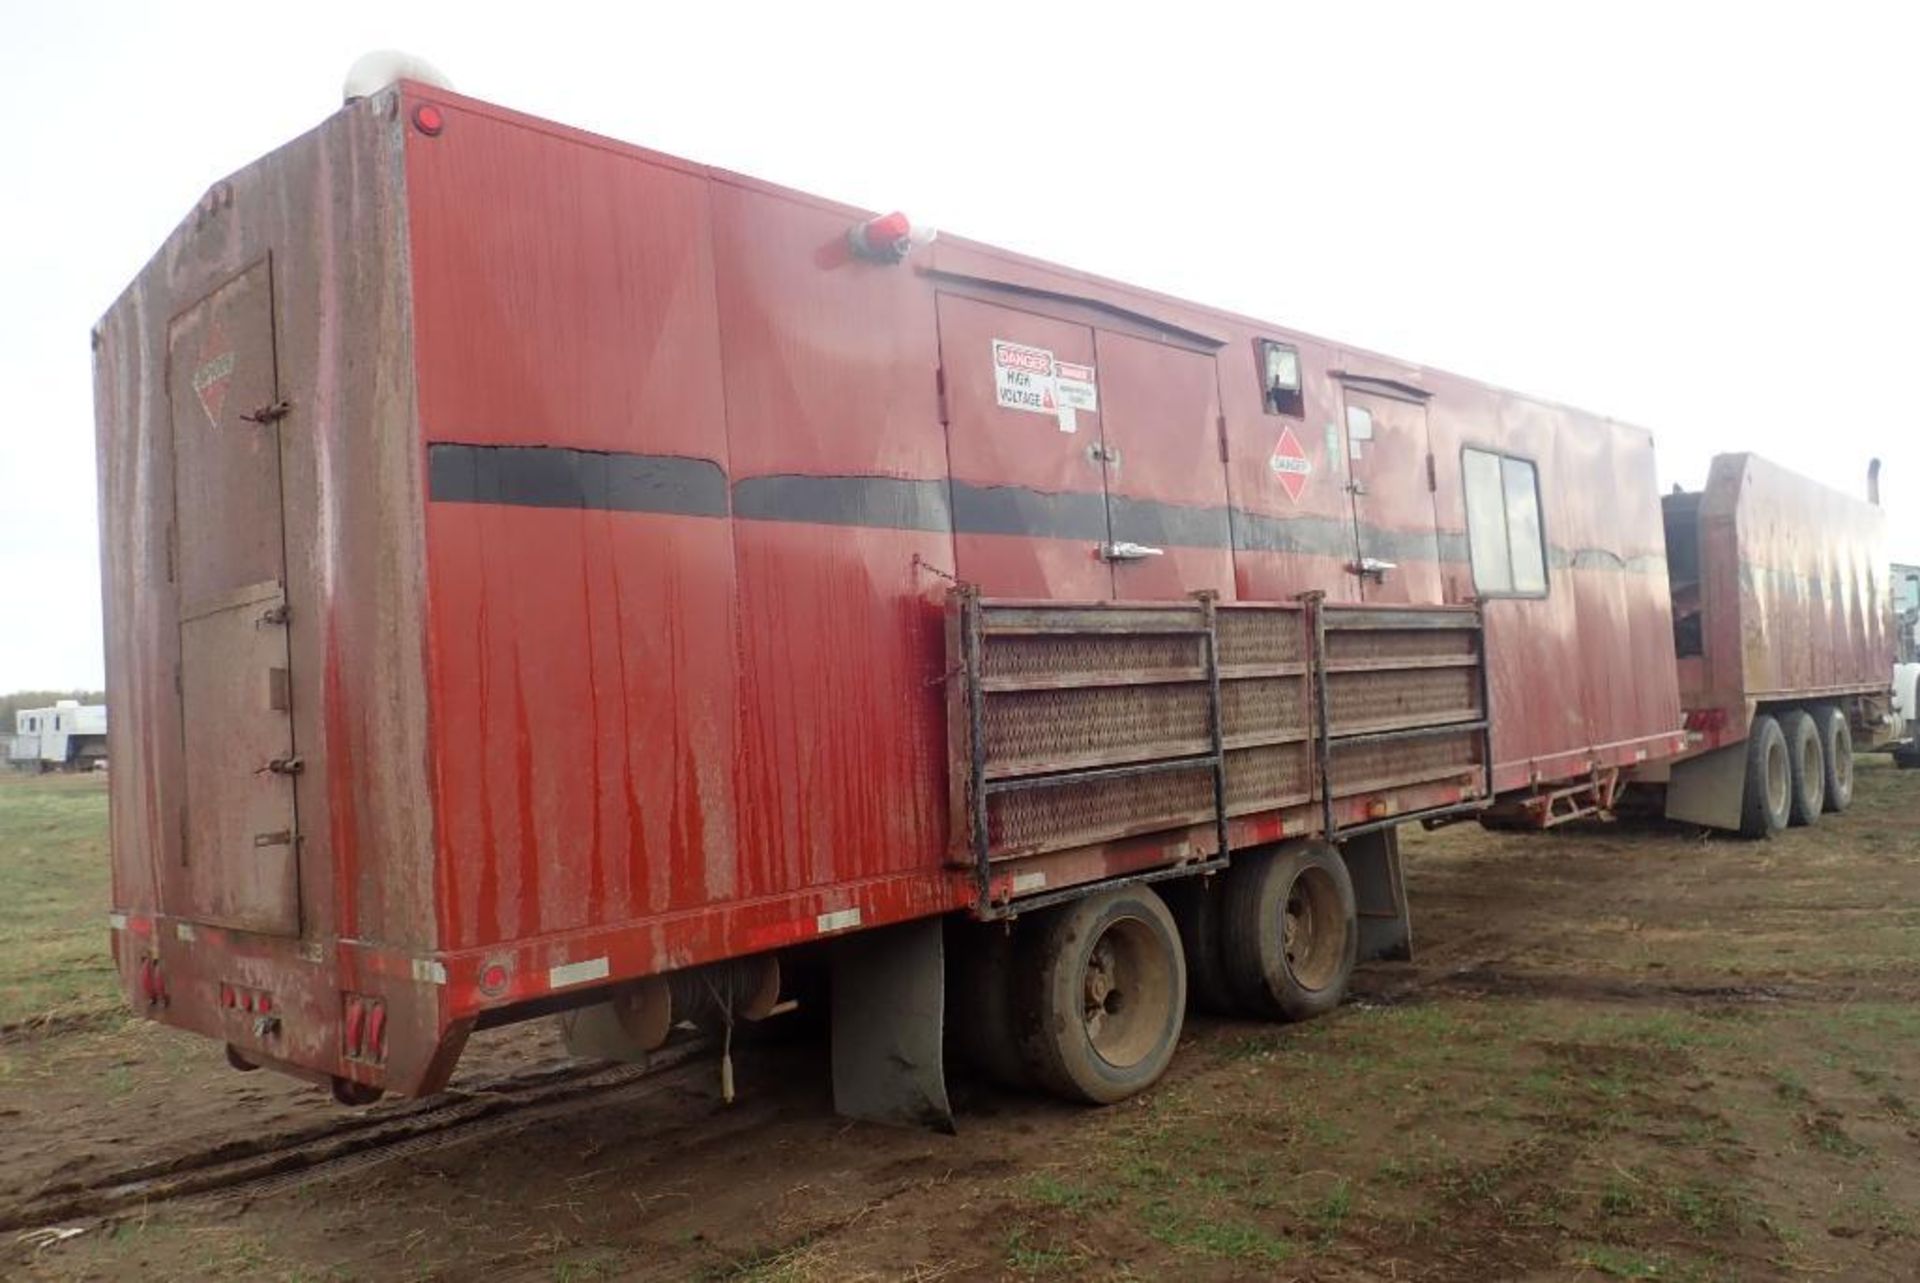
(3, 1, 1916, 691)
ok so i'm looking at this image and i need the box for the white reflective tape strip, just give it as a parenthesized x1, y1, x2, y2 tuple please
(1011, 872, 1047, 894)
(175, 922, 196, 942)
(548, 956, 610, 990)
(816, 907, 862, 934)
(412, 959, 448, 985)
(107, 912, 128, 931)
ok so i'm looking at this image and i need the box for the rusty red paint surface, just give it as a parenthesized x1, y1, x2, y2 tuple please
(97, 81, 1698, 1096)
(1666, 452, 1893, 751)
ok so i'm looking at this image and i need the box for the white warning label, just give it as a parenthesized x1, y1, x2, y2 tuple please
(992, 339, 1058, 415)
(1054, 361, 1098, 413)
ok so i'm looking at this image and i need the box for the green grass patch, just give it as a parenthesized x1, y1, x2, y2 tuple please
(0, 771, 117, 1025)
(1142, 1204, 1293, 1262)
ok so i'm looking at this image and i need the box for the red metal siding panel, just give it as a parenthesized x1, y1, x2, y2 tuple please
(406, 98, 744, 953)
(709, 180, 956, 898)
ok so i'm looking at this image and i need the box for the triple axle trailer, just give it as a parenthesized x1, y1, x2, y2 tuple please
(94, 80, 1893, 1122)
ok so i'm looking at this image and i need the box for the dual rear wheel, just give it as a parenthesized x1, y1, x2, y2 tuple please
(953, 841, 1359, 1106)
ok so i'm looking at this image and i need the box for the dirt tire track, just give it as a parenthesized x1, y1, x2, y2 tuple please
(0, 1041, 715, 1236)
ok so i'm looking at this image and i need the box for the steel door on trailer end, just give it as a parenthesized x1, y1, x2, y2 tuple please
(166, 257, 302, 936)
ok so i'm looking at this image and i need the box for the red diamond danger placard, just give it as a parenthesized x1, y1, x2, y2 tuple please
(191, 318, 235, 428)
(1269, 425, 1311, 501)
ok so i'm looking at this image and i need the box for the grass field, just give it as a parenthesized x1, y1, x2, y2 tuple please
(0, 770, 115, 1029)
(3, 760, 1918, 1280)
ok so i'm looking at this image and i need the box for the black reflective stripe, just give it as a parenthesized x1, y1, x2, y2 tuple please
(425, 446, 1666, 576)
(1107, 494, 1233, 550)
(732, 475, 952, 532)
(427, 443, 729, 517)
(1557, 546, 1667, 574)
(1230, 509, 1354, 558)
(949, 482, 1111, 541)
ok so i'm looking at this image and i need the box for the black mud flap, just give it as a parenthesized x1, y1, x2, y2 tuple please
(830, 917, 955, 1133)
(1341, 829, 1412, 963)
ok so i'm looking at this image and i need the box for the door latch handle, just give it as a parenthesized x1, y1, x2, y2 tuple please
(1099, 541, 1164, 562)
(1347, 557, 1396, 581)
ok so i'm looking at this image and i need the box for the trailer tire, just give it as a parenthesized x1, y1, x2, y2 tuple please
(1164, 876, 1238, 1014)
(1739, 714, 1793, 839)
(1015, 886, 1185, 1105)
(1220, 841, 1357, 1022)
(1812, 706, 1853, 812)
(1779, 709, 1825, 827)
(946, 920, 1031, 1089)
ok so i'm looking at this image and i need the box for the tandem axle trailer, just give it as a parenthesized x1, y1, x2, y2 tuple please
(95, 76, 1884, 1122)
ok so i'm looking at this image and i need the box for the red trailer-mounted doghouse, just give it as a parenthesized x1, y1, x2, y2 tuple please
(96, 80, 1692, 1122)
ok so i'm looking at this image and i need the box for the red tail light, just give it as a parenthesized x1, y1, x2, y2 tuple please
(344, 996, 366, 1058)
(138, 957, 167, 1007)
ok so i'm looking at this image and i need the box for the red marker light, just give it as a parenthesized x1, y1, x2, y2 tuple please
(847, 211, 925, 264)
(412, 103, 445, 137)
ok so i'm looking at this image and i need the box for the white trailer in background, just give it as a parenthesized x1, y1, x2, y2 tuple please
(8, 701, 108, 770)
(1894, 564, 1920, 767)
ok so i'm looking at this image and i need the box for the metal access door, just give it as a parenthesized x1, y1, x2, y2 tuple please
(1339, 382, 1445, 603)
(936, 293, 1233, 602)
(1091, 331, 1234, 601)
(937, 293, 1113, 599)
(166, 259, 301, 936)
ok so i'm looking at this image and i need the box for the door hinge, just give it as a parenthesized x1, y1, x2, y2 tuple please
(242, 399, 292, 425)
(1217, 413, 1229, 463)
(934, 366, 949, 426)
(1426, 452, 1438, 492)
(257, 603, 290, 627)
(1087, 442, 1120, 465)
(257, 755, 305, 777)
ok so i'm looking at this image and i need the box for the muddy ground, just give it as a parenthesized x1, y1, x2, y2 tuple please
(3, 760, 1918, 1281)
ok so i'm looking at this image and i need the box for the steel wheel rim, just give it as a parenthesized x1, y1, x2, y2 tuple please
(1766, 737, 1789, 814)
(1081, 914, 1171, 1070)
(1284, 866, 1344, 991)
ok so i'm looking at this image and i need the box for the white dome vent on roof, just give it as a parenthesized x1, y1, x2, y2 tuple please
(343, 51, 454, 104)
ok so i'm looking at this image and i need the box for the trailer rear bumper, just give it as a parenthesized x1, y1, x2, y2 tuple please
(109, 864, 975, 1100)
(107, 912, 458, 1098)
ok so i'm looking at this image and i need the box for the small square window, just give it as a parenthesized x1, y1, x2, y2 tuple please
(1256, 340, 1303, 416)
